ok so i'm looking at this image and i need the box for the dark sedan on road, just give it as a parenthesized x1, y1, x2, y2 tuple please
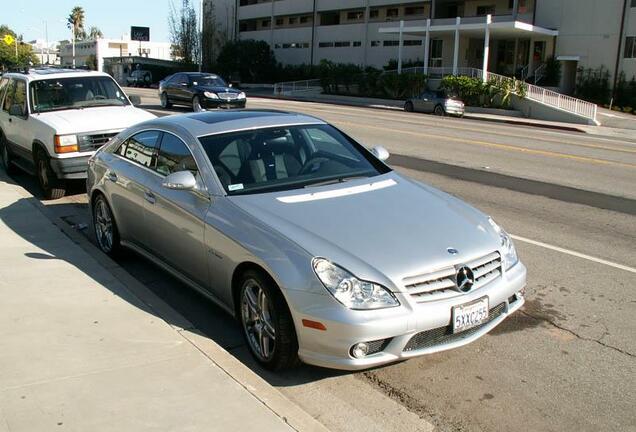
(159, 72, 246, 112)
(404, 90, 465, 117)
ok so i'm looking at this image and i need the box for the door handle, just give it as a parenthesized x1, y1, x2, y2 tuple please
(107, 171, 118, 182)
(144, 191, 156, 204)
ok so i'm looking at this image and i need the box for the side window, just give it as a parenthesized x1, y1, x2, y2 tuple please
(121, 131, 161, 168)
(2, 80, 15, 113)
(0, 78, 8, 108)
(14, 80, 27, 116)
(156, 133, 198, 176)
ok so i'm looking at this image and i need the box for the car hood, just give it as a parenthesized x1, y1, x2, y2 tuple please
(32, 105, 157, 135)
(197, 85, 241, 94)
(230, 172, 501, 291)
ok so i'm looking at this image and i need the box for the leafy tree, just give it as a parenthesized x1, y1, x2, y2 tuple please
(216, 40, 277, 83)
(88, 26, 103, 39)
(0, 25, 37, 70)
(67, 6, 87, 41)
(168, 0, 200, 64)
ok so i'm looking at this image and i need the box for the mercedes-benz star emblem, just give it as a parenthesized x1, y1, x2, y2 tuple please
(455, 265, 475, 293)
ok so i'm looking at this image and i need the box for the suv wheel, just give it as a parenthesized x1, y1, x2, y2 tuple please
(160, 92, 172, 109)
(0, 133, 17, 175)
(35, 149, 66, 200)
(239, 270, 300, 371)
(93, 194, 121, 257)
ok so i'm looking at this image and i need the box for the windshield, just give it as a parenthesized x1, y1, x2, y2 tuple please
(191, 75, 227, 87)
(29, 76, 130, 113)
(199, 124, 390, 195)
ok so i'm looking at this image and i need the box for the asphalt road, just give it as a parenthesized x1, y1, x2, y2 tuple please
(7, 90, 635, 432)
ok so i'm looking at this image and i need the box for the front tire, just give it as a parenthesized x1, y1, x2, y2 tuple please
(404, 101, 414, 112)
(35, 149, 66, 200)
(92, 194, 121, 257)
(434, 105, 446, 116)
(239, 270, 299, 371)
(160, 92, 172, 109)
(0, 132, 17, 175)
(192, 96, 204, 112)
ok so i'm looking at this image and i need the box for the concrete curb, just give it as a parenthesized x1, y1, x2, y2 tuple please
(5, 176, 329, 432)
(248, 93, 589, 133)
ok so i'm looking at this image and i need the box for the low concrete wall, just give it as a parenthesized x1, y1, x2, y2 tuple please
(511, 95, 597, 126)
(466, 106, 523, 117)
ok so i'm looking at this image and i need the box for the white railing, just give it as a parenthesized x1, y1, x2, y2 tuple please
(272, 66, 598, 122)
(273, 79, 322, 96)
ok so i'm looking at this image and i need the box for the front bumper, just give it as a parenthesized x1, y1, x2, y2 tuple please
(288, 261, 526, 370)
(49, 155, 92, 180)
(202, 98, 246, 109)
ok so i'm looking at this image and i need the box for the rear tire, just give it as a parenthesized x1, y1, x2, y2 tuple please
(434, 105, 446, 116)
(0, 132, 17, 175)
(404, 101, 414, 112)
(35, 148, 66, 200)
(92, 194, 121, 257)
(239, 270, 300, 371)
(160, 92, 172, 109)
(192, 96, 203, 112)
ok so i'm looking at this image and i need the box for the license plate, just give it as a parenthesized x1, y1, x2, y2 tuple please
(452, 297, 489, 334)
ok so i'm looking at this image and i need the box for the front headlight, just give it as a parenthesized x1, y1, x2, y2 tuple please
(237, 92, 246, 100)
(312, 258, 399, 310)
(488, 218, 518, 270)
(204, 91, 219, 99)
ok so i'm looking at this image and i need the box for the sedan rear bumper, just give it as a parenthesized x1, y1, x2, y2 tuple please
(290, 262, 526, 370)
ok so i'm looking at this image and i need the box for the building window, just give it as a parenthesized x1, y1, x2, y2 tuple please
(383, 40, 399, 47)
(632, 0, 636, 6)
(625, 37, 636, 58)
(275, 18, 284, 26)
(370, 40, 381, 47)
(430, 39, 443, 67)
(320, 12, 340, 26)
(353, 41, 362, 47)
(261, 19, 271, 28)
(405, 6, 426, 16)
(476, 5, 496, 16)
(370, 9, 380, 19)
(346, 10, 364, 21)
(318, 42, 334, 48)
(404, 40, 423, 46)
(300, 15, 311, 24)
(289, 17, 297, 24)
(334, 41, 351, 47)
(386, 8, 399, 18)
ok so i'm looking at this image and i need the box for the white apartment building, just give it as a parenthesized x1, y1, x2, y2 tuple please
(59, 37, 173, 73)
(28, 39, 61, 66)
(228, 0, 636, 92)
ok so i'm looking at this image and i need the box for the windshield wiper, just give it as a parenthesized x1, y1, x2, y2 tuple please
(303, 175, 370, 188)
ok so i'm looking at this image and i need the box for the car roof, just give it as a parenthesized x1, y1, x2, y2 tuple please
(2, 68, 112, 82)
(143, 110, 326, 138)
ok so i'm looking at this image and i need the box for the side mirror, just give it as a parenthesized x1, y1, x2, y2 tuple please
(129, 95, 141, 106)
(162, 171, 197, 191)
(9, 104, 25, 117)
(371, 146, 390, 162)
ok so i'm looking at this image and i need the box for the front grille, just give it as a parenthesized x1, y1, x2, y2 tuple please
(403, 251, 502, 303)
(78, 132, 118, 152)
(403, 302, 506, 352)
(366, 338, 392, 355)
(218, 92, 238, 101)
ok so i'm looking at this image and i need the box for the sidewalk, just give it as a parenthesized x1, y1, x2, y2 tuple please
(0, 173, 328, 432)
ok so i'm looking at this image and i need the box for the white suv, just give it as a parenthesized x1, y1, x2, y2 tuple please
(0, 68, 155, 199)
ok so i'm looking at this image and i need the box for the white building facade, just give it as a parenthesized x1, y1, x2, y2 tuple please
(228, 0, 636, 91)
(59, 38, 173, 72)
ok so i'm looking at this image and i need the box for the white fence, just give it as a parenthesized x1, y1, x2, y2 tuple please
(272, 67, 598, 122)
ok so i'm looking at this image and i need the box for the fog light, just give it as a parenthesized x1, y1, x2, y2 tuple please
(351, 342, 369, 359)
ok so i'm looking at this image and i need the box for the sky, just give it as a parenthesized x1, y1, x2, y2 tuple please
(4, 0, 178, 44)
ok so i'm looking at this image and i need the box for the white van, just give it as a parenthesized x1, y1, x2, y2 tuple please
(0, 68, 156, 199)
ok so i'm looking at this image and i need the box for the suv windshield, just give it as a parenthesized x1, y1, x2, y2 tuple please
(29, 76, 130, 113)
(191, 75, 227, 87)
(199, 124, 390, 195)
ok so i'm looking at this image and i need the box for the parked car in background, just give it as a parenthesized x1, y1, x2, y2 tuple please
(0, 68, 155, 199)
(87, 110, 526, 371)
(126, 70, 153, 88)
(158, 72, 246, 112)
(404, 90, 465, 117)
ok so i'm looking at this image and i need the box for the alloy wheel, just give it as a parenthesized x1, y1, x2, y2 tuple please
(94, 199, 114, 253)
(241, 279, 276, 362)
(160, 93, 168, 108)
(193, 96, 203, 112)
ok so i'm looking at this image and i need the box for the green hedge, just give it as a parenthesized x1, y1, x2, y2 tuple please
(440, 75, 527, 109)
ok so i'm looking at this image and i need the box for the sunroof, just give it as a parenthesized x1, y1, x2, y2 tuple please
(190, 110, 291, 124)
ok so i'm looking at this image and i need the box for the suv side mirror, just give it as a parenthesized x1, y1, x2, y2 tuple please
(9, 104, 25, 117)
(371, 146, 390, 162)
(162, 170, 197, 190)
(129, 95, 141, 106)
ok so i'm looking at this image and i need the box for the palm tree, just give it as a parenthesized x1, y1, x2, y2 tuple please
(67, 6, 86, 41)
(88, 26, 103, 40)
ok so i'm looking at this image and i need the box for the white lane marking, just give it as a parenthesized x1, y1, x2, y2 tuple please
(511, 234, 636, 274)
(277, 179, 397, 203)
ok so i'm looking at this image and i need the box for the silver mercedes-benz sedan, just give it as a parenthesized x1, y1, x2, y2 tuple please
(86, 110, 526, 371)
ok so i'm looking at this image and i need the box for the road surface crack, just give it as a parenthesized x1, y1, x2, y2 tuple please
(519, 310, 635, 358)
